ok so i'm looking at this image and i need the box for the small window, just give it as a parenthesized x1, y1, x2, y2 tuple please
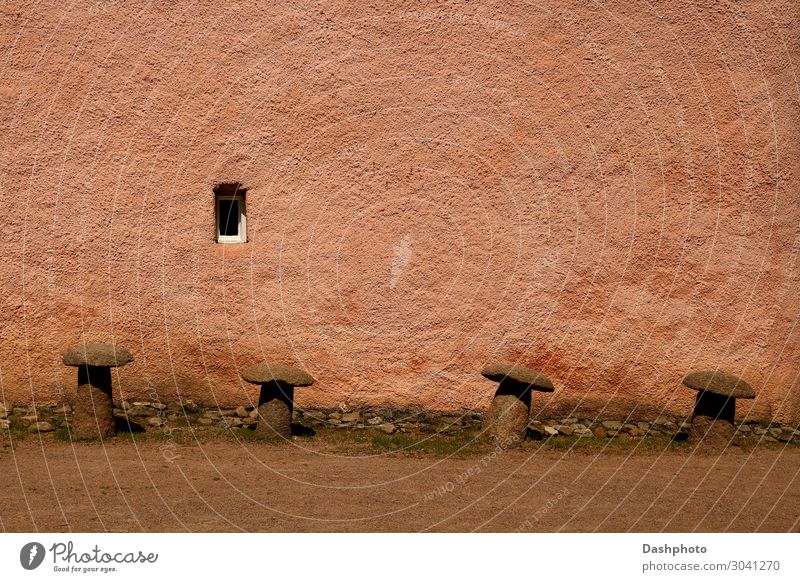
(214, 183, 247, 243)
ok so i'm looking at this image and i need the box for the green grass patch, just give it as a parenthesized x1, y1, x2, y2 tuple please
(523, 433, 691, 453)
(368, 431, 483, 456)
(8, 420, 798, 456)
(53, 428, 72, 442)
(302, 425, 487, 456)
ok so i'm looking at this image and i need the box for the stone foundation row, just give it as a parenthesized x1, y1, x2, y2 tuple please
(1, 401, 799, 443)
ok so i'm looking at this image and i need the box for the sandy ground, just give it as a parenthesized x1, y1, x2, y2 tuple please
(1, 440, 798, 532)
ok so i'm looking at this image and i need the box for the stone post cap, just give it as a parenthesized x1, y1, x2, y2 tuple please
(241, 362, 315, 386)
(481, 363, 554, 392)
(682, 370, 755, 399)
(63, 343, 134, 367)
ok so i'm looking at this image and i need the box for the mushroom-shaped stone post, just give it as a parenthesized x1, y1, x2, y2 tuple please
(63, 343, 134, 439)
(682, 371, 755, 444)
(481, 364, 555, 446)
(241, 362, 314, 440)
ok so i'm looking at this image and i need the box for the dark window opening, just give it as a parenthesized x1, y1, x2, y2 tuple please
(214, 183, 247, 243)
(218, 199, 239, 236)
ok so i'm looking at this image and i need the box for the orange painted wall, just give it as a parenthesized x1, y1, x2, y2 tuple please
(1, 1, 798, 420)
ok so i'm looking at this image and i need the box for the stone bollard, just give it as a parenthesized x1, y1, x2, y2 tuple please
(481, 363, 554, 446)
(63, 343, 133, 439)
(682, 370, 755, 446)
(241, 362, 315, 440)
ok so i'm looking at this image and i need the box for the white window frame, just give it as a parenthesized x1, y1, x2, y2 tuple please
(216, 192, 247, 244)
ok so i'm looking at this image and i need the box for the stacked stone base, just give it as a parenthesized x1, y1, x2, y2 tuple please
(1, 401, 798, 444)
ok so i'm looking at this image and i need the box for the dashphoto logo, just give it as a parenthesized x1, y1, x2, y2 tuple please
(20, 542, 46, 570)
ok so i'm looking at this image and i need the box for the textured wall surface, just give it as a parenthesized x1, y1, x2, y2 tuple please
(1, 1, 798, 420)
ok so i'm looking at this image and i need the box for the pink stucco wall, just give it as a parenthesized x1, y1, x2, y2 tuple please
(1, 1, 798, 420)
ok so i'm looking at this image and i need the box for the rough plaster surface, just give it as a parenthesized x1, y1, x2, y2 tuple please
(1, 1, 798, 420)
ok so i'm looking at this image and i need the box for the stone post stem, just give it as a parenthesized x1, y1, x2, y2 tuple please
(72, 365, 115, 439)
(254, 381, 294, 439)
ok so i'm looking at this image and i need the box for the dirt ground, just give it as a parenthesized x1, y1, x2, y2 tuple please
(1, 438, 798, 532)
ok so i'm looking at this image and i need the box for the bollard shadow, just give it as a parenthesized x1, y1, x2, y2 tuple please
(291, 423, 316, 437)
(114, 417, 146, 433)
(670, 431, 688, 442)
(240, 422, 316, 437)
